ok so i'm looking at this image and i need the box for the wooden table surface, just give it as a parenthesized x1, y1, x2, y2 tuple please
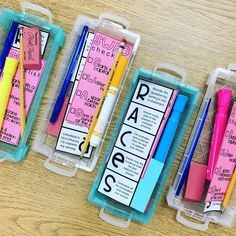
(0, 0, 236, 235)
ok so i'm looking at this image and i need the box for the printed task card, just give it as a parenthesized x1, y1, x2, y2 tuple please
(98, 77, 175, 207)
(56, 31, 133, 158)
(0, 49, 45, 145)
(0, 24, 49, 145)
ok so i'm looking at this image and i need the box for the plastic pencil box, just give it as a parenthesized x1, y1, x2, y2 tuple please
(167, 64, 236, 231)
(33, 13, 140, 176)
(0, 2, 65, 162)
(88, 63, 200, 227)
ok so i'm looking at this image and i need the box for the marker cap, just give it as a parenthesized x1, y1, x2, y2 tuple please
(173, 94, 188, 113)
(3, 57, 19, 76)
(218, 88, 232, 109)
(0, 21, 19, 72)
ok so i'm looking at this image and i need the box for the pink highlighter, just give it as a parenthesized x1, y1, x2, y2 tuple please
(206, 88, 232, 181)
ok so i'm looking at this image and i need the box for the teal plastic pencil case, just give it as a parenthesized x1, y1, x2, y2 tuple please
(0, 2, 65, 162)
(89, 63, 200, 227)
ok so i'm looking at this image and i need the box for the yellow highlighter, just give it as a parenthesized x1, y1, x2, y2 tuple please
(0, 57, 19, 130)
(90, 56, 128, 147)
(223, 168, 236, 208)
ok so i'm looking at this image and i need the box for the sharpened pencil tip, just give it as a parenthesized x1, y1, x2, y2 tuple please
(80, 151, 84, 158)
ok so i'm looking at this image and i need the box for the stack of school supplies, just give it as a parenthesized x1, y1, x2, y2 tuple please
(0, 2, 65, 162)
(167, 65, 236, 231)
(89, 63, 200, 227)
(33, 13, 140, 177)
(0, 22, 43, 145)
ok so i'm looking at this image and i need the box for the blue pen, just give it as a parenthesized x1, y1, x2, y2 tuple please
(130, 94, 188, 213)
(0, 21, 19, 72)
(50, 25, 89, 123)
(175, 98, 211, 195)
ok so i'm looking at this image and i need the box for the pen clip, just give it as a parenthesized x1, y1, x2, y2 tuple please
(21, 1, 53, 23)
(99, 12, 130, 30)
(153, 61, 186, 82)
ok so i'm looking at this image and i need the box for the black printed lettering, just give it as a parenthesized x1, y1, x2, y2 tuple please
(112, 152, 125, 168)
(136, 83, 149, 100)
(120, 131, 132, 147)
(127, 107, 138, 123)
(103, 174, 116, 192)
(79, 138, 89, 154)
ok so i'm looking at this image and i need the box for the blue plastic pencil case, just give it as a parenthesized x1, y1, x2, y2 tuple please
(0, 2, 65, 162)
(89, 63, 200, 227)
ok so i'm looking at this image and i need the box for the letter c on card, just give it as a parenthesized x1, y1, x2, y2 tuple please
(136, 83, 150, 101)
(112, 152, 125, 168)
(103, 174, 116, 192)
(120, 131, 132, 147)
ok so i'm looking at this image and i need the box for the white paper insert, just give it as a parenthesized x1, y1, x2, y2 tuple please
(98, 78, 174, 206)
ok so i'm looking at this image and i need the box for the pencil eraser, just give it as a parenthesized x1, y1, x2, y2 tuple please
(184, 162, 207, 202)
(23, 27, 41, 70)
(130, 159, 164, 212)
(47, 96, 70, 137)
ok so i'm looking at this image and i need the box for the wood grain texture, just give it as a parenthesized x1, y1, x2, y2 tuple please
(0, 0, 236, 235)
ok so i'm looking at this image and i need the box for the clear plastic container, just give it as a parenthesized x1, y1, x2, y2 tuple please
(89, 62, 200, 227)
(0, 1, 65, 162)
(33, 13, 140, 176)
(167, 64, 236, 231)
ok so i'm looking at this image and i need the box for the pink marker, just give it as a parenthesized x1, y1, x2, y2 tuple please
(205, 102, 236, 203)
(206, 88, 232, 181)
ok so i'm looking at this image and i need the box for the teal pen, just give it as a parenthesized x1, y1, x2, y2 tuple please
(130, 94, 188, 213)
(153, 94, 189, 162)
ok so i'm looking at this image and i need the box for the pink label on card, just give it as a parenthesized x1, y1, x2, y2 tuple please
(65, 31, 133, 128)
(0, 48, 45, 145)
(205, 103, 236, 202)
